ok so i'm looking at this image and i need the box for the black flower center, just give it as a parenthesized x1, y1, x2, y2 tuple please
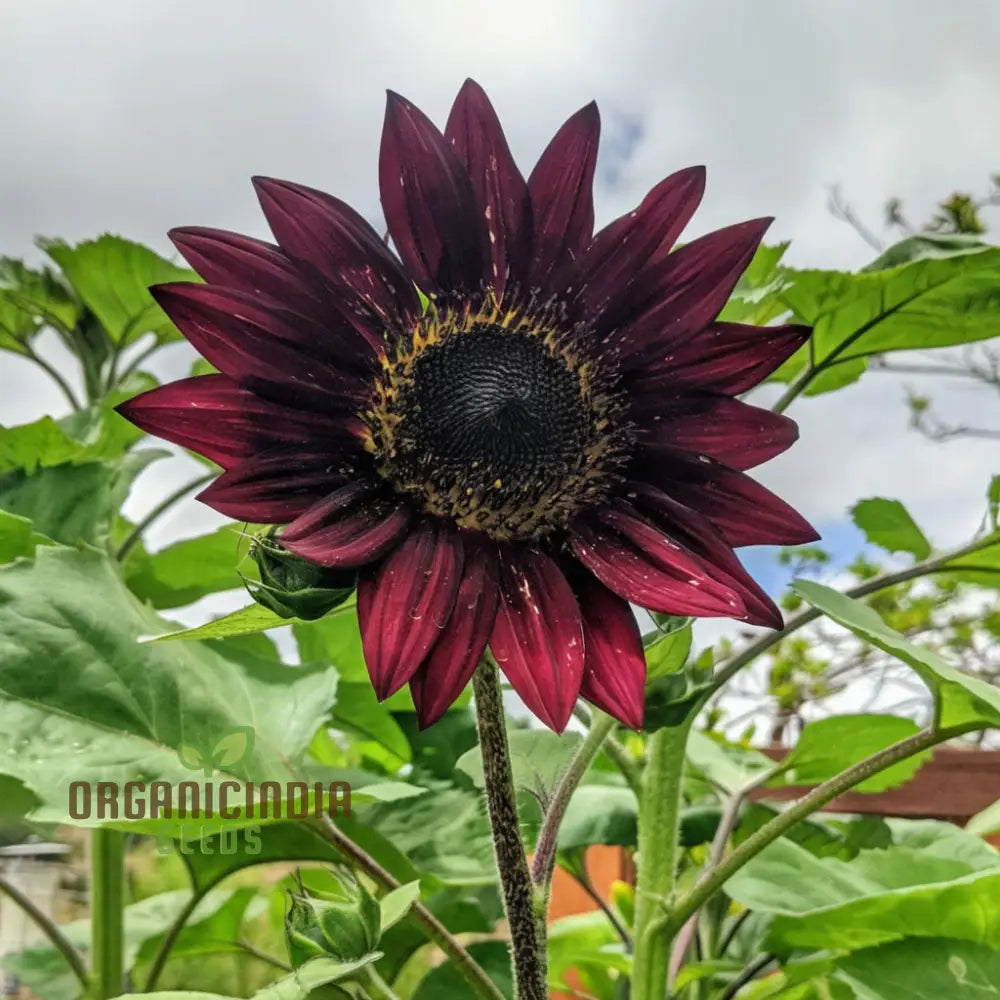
(365, 308, 631, 541)
(395, 325, 588, 498)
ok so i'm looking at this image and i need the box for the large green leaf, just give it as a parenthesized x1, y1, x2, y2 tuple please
(836, 938, 1000, 999)
(768, 714, 929, 793)
(725, 836, 1000, 951)
(41, 235, 196, 346)
(0, 544, 337, 822)
(558, 784, 637, 849)
(792, 579, 1000, 731)
(850, 498, 931, 560)
(771, 241, 1000, 396)
(125, 525, 248, 608)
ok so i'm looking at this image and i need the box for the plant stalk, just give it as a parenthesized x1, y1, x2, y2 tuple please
(630, 717, 694, 1000)
(313, 814, 505, 1000)
(90, 827, 125, 999)
(530, 709, 617, 888)
(665, 724, 973, 936)
(472, 660, 548, 1000)
(0, 872, 90, 991)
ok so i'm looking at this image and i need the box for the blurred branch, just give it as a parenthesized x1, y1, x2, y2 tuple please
(22, 343, 83, 411)
(0, 872, 90, 992)
(115, 472, 215, 561)
(719, 953, 777, 1000)
(828, 185, 883, 251)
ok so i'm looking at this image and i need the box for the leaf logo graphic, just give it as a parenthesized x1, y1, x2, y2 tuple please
(177, 727, 255, 777)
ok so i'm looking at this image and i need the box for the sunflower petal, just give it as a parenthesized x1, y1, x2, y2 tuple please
(196, 449, 348, 523)
(253, 175, 419, 339)
(607, 218, 773, 364)
(636, 444, 819, 547)
(628, 482, 783, 628)
(569, 506, 747, 618)
(168, 227, 330, 321)
(525, 102, 600, 286)
(357, 521, 464, 699)
(574, 166, 705, 316)
(282, 482, 413, 568)
(114, 374, 350, 469)
(575, 575, 646, 729)
(629, 322, 810, 395)
(150, 283, 370, 411)
(410, 539, 500, 728)
(379, 91, 487, 297)
(635, 393, 799, 470)
(444, 79, 531, 301)
(490, 548, 584, 733)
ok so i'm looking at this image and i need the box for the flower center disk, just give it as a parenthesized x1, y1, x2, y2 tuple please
(367, 314, 630, 541)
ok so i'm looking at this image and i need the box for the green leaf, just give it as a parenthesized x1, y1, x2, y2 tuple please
(0, 257, 79, 351)
(792, 579, 1000, 731)
(989, 476, 1000, 531)
(836, 938, 1000, 999)
(328, 682, 412, 765)
(378, 881, 422, 933)
(179, 818, 420, 897)
(851, 498, 931, 560)
(0, 510, 35, 562)
(41, 235, 197, 346)
(124, 526, 249, 608)
(456, 729, 582, 799)
(253, 954, 382, 998)
(939, 535, 1000, 589)
(412, 941, 513, 999)
(545, 910, 629, 996)
(147, 602, 302, 642)
(0, 544, 338, 822)
(726, 836, 1000, 951)
(644, 620, 692, 679)
(558, 784, 637, 849)
(769, 714, 929, 792)
(719, 242, 792, 325)
(772, 242, 1000, 396)
(686, 729, 774, 794)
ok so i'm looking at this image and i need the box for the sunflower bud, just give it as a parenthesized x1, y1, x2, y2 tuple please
(284, 868, 382, 965)
(246, 528, 355, 621)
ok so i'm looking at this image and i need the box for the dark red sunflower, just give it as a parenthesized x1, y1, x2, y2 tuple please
(118, 80, 817, 733)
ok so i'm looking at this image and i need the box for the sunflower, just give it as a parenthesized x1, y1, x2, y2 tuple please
(118, 80, 816, 733)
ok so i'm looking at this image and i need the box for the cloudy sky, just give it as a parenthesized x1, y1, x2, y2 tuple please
(1, 0, 998, 622)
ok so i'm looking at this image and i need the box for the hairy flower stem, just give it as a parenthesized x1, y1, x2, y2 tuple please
(630, 717, 694, 1000)
(472, 660, 548, 1000)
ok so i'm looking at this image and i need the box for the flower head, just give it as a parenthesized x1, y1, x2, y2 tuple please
(118, 80, 817, 733)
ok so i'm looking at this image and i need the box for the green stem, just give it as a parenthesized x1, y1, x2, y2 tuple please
(365, 966, 403, 1000)
(631, 717, 694, 1000)
(665, 724, 972, 937)
(704, 532, 1000, 705)
(144, 889, 204, 991)
(0, 872, 90, 992)
(313, 814, 505, 1000)
(572, 704, 644, 798)
(472, 660, 548, 1000)
(115, 472, 215, 561)
(530, 710, 617, 888)
(23, 345, 84, 411)
(90, 828, 125, 999)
